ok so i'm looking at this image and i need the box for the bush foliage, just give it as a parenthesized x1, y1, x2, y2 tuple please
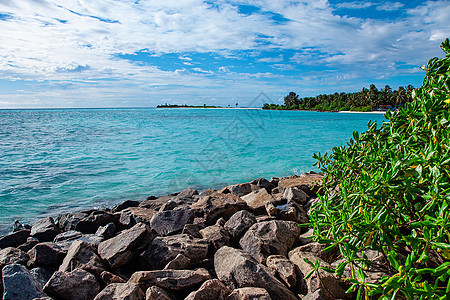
(311, 38, 450, 299)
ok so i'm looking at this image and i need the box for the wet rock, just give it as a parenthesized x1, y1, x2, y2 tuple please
(2, 264, 45, 300)
(227, 287, 272, 300)
(59, 240, 105, 277)
(56, 212, 89, 231)
(278, 172, 324, 197)
(266, 255, 297, 288)
(224, 210, 256, 240)
(163, 253, 191, 270)
(199, 225, 231, 252)
(288, 248, 349, 299)
(53, 230, 83, 243)
(283, 187, 309, 204)
(44, 268, 100, 300)
(0, 247, 29, 269)
(31, 217, 59, 242)
(27, 242, 66, 268)
(129, 268, 210, 292)
(98, 223, 152, 269)
(214, 246, 296, 300)
(139, 195, 175, 210)
(140, 234, 208, 270)
(176, 188, 199, 199)
(190, 193, 248, 225)
(149, 209, 194, 236)
(198, 189, 216, 197)
(119, 207, 158, 227)
(112, 200, 140, 213)
(93, 282, 144, 300)
(241, 189, 276, 215)
(12, 220, 31, 232)
(95, 223, 116, 239)
(145, 286, 175, 300)
(100, 270, 126, 285)
(75, 211, 117, 234)
(0, 230, 30, 249)
(239, 220, 301, 263)
(184, 279, 231, 300)
(220, 183, 253, 197)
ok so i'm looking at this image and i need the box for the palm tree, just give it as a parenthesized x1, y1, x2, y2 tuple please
(284, 92, 299, 108)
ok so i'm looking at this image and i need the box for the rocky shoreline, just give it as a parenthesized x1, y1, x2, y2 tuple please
(0, 172, 355, 300)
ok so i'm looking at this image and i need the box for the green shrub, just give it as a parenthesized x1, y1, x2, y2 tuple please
(311, 39, 450, 299)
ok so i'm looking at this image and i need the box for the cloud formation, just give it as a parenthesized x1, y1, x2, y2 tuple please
(0, 0, 449, 107)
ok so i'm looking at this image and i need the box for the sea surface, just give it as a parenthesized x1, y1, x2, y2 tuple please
(0, 108, 385, 233)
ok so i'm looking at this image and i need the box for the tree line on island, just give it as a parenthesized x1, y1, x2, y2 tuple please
(263, 84, 415, 112)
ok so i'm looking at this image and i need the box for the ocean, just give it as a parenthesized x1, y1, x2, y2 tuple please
(0, 108, 385, 233)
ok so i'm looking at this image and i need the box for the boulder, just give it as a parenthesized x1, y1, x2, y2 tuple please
(27, 242, 66, 268)
(56, 212, 89, 231)
(95, 223, 116, 239)
(199, 225, 231, 252)
(75, 211, 117, 234)
(17, 238, 39, 252)
(2, 264, 45, 300)
(266, 255, 297, 288)
(198, 189, 216, 197)
(224, 210, 256, 240)
(145, 286, 175, 300)
(182, 224, 204, 238)
(239, 220, 301, 263)
(129, 268, 210, 292)
(288, 248, 349, 299)
(139, 195, 175, 210)
(220, 183, 253, 197)
(0, 247, 29, 269)
(100, 270, 126, 285)
(190, 193, 248, 225)
(112, 200, 140, 213)
(44, 268, 100, 300)
(214, 246, 297, 300)
(98, 223, 152, 269)
(227, 287, 272, 300)
(283, 187, 309, 204)
(0, 230, 30, 249)
(163, 253, 191, 270)
(149, 209, 194, 236)
(59, 240, 105, 277)
(53, 230, 83, 243)
(176, 188, 199, 199)
(29, 267, 53, 288)
(250, 178, 276, 193)
(140, 234, 208, 270)
(278, 172, 324, 197)
(241, 189, 275, 215)
(93, 282, 144, 300)
(31, 217, 59, 242)
(119, 207, 158, 227)
(184, 279, 231, 300)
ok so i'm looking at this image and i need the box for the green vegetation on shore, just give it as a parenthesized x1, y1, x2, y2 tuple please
(310, 39, 450, 299)
(263, 84, 414, 112)
(156, 104, 222, 108)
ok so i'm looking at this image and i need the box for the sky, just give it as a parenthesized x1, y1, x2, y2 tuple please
(0, 0, 449, 108)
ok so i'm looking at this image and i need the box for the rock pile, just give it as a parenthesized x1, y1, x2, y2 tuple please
(0, 172, 353, 300)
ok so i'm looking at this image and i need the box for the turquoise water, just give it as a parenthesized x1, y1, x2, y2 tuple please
(0, 108, 385, 232)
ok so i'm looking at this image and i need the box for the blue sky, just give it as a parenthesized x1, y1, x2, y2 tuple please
(0, 0, 449, 108)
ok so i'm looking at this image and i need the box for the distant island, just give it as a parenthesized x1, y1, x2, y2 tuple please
(156, 104, 222, 108)
(263, 84, 415, 112)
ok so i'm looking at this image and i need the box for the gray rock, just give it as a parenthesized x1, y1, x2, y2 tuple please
(163, 253, 191, 270)
(98, 223, 152, 269)
(75, 211, 117, 234)
(139, 195, 175, 210)
(176, 188, 199, 199)
(53, 230, 83, 243)
(288, 248, 350, 299)
(0, 230, 30, 249)
(95, 223, 116, 239)
(239, 220, 301, 263)
(17, 237, 39, 252)
(111, 200, 140, 213)
(59, 240, 105, 277)
(119, 207, 158, 227)
(199, 225, 231, 252)
(214, 246, 296, 300)
(150, 209, 194, 236)
(283, 187, 309, 204)
(266, 255, 297, 288)
(93, 282, 144, 300)
(140, 234, 208, 270)
(182, 224, 204, 238)
(220, 183, 253, 197)
(227, 287, 272, 300)
(145, 286, 175, 300)
(0, 247, 29, 269)
(278, 173, 324, 197)
(27, 242, 66, 267)
(198, 189, 216, 197)
(224, 210, 256, 240)
(129, 268, 211, 292)
(190, 193, 248, 225)
(31, 217, 59, 242)
(241, 189, 275, 215)
(184, 279, 231, 300)
(250, 178, 275, 193)
(100, 270, 126, 285)
(29, 267, 53, 288)
(56, 212, 89, 231)
(44, 268, 100, 300)
(2, 264, 45, 300)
